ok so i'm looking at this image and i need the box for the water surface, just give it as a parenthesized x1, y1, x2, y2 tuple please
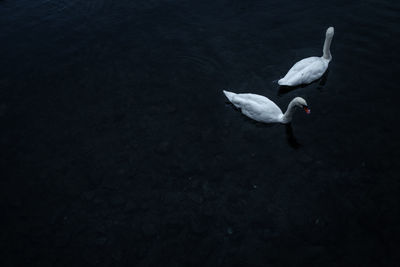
(1, 0, 399, 266)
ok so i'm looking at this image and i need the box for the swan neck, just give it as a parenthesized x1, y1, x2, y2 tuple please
(282, 100, 297, 123)
(323, 34, 333, 60)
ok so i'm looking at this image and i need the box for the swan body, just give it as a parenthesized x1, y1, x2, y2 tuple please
(278, 27, 334, 86)
(223, 90, 310, 124)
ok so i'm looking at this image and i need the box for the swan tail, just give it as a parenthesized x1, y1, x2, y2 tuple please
(278, 78, 286, 86)
(223, 90, 236, 102)
(278, 77, 294, 86)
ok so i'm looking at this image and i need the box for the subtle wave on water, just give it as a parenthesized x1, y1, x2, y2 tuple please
(1, 0, 400, 266)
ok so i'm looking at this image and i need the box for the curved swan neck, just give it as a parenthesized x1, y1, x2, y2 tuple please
(323, 27, 334, 60)
(281, 100, 297, 124)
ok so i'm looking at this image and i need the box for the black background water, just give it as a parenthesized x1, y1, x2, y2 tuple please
(1, 0, 399, 266)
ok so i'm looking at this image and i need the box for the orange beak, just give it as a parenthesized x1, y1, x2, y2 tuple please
(303, 106, 311, 114)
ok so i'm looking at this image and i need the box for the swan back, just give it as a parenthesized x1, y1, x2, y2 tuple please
(278, 57, 327, 86)
(223, 90, 284, 123)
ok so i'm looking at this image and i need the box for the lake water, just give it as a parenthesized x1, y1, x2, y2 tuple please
(1, 0, 399, 266)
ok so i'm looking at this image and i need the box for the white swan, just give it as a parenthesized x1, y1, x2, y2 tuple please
(223, 90, 310, 124)
(278, 27, 334, 86)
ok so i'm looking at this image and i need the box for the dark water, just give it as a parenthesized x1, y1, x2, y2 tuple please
(1, 0, 400, 266)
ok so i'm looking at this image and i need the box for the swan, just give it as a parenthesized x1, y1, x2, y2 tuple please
(278, 27, 334, 86)
(223, 90, 310, 124)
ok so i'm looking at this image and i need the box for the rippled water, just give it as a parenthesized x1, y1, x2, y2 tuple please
(1, 0, 399, 266)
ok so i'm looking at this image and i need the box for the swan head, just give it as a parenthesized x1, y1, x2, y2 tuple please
(326, 27, 334, 38)
(292, 97, 311, 114)
(282, 97, 310, 123)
